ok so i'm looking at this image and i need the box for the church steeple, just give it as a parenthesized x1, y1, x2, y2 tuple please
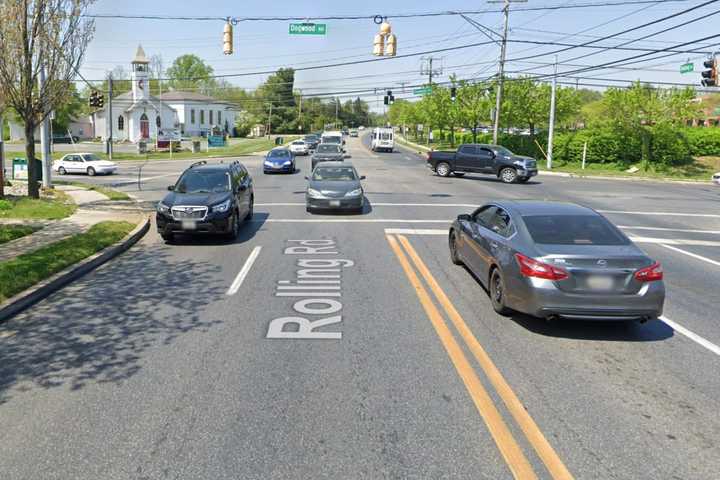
(131, 44, 150, 102)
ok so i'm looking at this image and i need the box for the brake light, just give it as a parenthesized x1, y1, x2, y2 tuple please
(634, 262, 663, 282)
(515, 253, 568, 281)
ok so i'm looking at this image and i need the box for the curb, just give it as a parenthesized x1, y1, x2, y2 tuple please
(0, 215, 151, 323)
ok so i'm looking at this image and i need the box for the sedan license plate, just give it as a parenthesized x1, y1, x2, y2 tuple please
(587, 275, 614, 291)
(329, 200, 341, 207)
(181, 220, 197, 230)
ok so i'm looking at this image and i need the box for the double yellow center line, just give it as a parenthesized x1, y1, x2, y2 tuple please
(387, 234, 573, 480)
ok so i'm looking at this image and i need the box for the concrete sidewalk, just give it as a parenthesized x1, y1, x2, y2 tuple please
(0, 185, 144, 262)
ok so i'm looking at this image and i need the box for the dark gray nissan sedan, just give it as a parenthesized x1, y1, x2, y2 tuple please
(305, 162, 365, 213)
(449, 200, 665, 322)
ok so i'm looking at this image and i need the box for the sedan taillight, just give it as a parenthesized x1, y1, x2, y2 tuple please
(634, 261, 663, 282)
(515, 253, 569, 281)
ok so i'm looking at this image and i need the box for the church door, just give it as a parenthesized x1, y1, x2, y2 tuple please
(140, 114, 149, 139)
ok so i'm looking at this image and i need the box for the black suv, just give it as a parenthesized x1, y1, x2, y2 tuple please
(156, 160, 254, 242)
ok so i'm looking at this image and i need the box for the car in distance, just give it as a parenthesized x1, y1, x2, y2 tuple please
(52, 133, 79, 144)
(305, 162, 365, 214)
(449, 200, 664, 322)
(289, 140, 310, 156)
(303, 135, 320, 150)
(263, 148, 296, 174)
(311, 143, 345, 171)
(349, 129, 359, 137)
(321, 130, 344, 146)
(427, 144, 537, 183)
(713, 172, 720, 185)
(52, 153, 118, 176)
(156, 160, 254, 243)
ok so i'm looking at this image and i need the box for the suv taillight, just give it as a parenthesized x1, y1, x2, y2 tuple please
(634, 262, 663, 282)
(515, 253, 568, 281)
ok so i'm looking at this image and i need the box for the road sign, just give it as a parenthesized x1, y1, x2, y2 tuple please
(413, 87, 432, 95)
(680, 62, 694, 74)
(289, 23, 327, 35)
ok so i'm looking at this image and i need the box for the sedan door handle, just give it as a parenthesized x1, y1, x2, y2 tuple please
(490, 242, 499, 249)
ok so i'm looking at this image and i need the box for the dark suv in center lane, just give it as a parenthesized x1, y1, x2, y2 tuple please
(156, 160, 254, 243)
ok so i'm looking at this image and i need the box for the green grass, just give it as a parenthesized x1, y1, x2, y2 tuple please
(543, 160, 716, 181)
(0, 221, 135, 302)
(54, 180, 130, 201)
(0, 190, 76, 219)
(0, 225, 40, 245)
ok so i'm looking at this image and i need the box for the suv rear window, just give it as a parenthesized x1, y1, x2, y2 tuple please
(522, 215, 629, 245)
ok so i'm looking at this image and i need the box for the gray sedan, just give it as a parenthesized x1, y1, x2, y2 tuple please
(449, 201, 665, 322)
(305, 162, 365, 214)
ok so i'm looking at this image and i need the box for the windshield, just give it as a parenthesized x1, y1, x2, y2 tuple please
(312, 166, 357, 181)
(175, 170, 230, 194)
(317, 144, 340, 154)
(523, 215, 629, 245)
(268, 150, 290, 158)
(82, 154, 101, 162)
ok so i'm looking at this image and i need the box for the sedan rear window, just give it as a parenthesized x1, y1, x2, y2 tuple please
(522, 215, 629, 245)
(317, 144, 340, 153)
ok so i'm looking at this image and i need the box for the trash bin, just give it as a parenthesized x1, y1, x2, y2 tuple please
(34, 158, 43, 180)
(275, 136, 284, 145)
(138, 141, 147, 154)
(11, 158, 27, 180)
(192, 140, 201, 153)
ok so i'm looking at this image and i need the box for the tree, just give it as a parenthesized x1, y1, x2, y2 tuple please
(166, 54, 216, 93)
(0, 0, 95, 198)
(456, 80, 493, 142)
(52, 82, 87, 133)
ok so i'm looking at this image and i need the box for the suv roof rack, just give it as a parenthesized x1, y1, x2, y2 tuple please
(189, 160, 207, 168)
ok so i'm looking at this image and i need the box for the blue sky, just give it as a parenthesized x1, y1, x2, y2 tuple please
(79, 0, 719, 109)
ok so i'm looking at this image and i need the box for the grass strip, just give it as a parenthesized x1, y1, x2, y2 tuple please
(0, 220, 134, 302)
(54, 181, 130, 201)
(0, 225, 40, 245)
(0, 190, 77, 220)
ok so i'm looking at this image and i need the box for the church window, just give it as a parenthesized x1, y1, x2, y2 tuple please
(156, 116, 161, 128)
(217, 111, 222, 124)
(118, 115, 124, 131)
(200, 110, 205, 124)
(210, 110, 214, 125)
(191, 109, 195, 124)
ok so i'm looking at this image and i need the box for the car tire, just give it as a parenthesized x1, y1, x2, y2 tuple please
(58, 166, 66, 175)
(453, 172, 465, 177)
(244, 196, 254, 221)
(161, 232, 174, 243)
(449, 230, 463, 266)
(489, 268, 512, 316)
(226, 211, 240, 240)
(436, 162, 451, 177)
(87, 167, 96, 176)
(306, 205, 312, 213)
(499, 167, 517, 184)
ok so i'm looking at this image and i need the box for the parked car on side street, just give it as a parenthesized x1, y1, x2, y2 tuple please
(52, 133, 80, 144)
(449, 200, 665, 323)
(156, 160, 254, 243)
(52, 153, 117, 176)
(427, 144, 537, 183)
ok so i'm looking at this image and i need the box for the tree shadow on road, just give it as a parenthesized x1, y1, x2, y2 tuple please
(0, 241, 229, 405)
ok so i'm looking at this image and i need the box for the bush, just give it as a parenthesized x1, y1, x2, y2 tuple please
(0, 199, 11, 211)
(650, 124, 692, 167)
(682, 127, 720, 156)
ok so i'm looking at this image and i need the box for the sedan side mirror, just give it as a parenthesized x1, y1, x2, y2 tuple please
(457, 213, 471, 222)
(167, 185, 174, 191)
(360, 175, 366, 180)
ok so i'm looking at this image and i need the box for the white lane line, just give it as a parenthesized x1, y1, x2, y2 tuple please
(385, 228, 448, 235)
(259, 219, 452, 223)
(660, 316, 720, 357)
(255, 203, 475, 207)
(600, 210, 720, 219)
(226, 246, 262, 296)
(628, 236, 720, 247)
(619, 226, 720, 235)
(658, 243, 720, 268)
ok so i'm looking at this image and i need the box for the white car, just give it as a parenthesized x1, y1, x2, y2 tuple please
(289, 140, 310, 156)
(53, 153, 118, 176)
(713, 172, 720, 185)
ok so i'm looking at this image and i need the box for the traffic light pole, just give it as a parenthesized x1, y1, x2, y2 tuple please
(107, 75, 113, 161)
(492, 0, 510, 145)
(547, 57, 558, 170)
(39, 65, 52, 188)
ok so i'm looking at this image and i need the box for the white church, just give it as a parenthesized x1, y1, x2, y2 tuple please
(93, 46, 239, 142)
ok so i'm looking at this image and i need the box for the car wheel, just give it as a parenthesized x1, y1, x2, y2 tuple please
(449, 230, 463, 266)
(489, 268, 512, 316)
(453, 172, 465, 177)
(58, 166, 66, 175)
(436, 162, 451, 177)
(244, 196, 254, 221)
(87, 167, 96, 176)
(306, 205, 312, 213)
(160, 232, 174, 243)
(499, 167, 517, 184)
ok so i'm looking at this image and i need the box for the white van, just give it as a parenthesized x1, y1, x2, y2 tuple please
(371, 127, 394, 152)
(321, 131, 344, 146)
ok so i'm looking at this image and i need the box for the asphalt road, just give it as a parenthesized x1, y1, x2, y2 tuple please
(1, 135, 719, 479)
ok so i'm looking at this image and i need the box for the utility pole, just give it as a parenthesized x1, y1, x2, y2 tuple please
(107, 74, 114, 160)
(39, 65, 52, 188)
(298, 90, 303, 132)
(267, 103, 273, 136)
(547, 56, 558, 170)
(489, 0, 527, 144)
(420, 56, 442, 86)
(0, 111, 5, 197)
(335, 97, 339, 128)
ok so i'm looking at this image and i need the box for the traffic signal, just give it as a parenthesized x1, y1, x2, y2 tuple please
(373, 20, 397, 57)
(701, 56, 717, 87)
(223, 21, 233, 55)
(88, 91, 103, 108)
(450, 87, 457, 101)
(88, 91, 95, 108)
(97, 93, 104, 108)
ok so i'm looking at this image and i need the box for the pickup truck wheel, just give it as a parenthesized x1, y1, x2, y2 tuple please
(499, 167, 517, 184)
(453, 172, 465, 177)
(436, 162, 451, 177)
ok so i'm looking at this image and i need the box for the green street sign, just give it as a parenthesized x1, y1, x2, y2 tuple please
(680, 62, 694, 74)
(289, 23, 327, 35)
(413, 87, 433, 95)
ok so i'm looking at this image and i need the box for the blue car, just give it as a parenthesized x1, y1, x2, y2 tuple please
(263, 148, 296, 174)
